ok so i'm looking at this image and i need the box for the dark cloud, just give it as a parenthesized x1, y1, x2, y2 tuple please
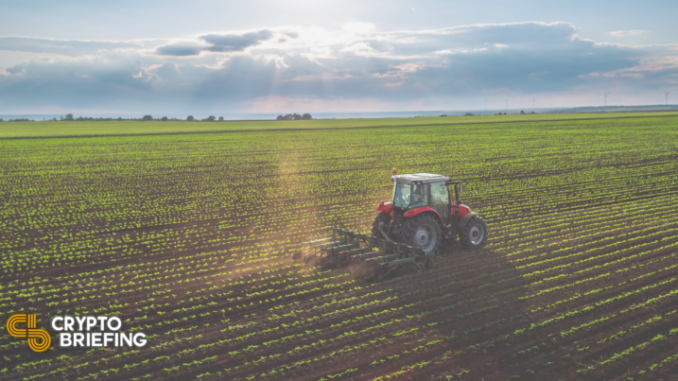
(201, 30, 273, 52)
(155, 30, 274, 56)
(0, 56, 152, 112)
(155, 44, 203, 57)
(0, 37, 140, 56)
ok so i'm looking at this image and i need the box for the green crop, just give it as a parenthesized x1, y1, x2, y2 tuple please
(2, 113, 678, 381)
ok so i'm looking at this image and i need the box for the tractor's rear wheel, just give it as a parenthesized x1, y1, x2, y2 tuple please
(399, 214, 442, 253)
(372, 212, 392, 239)
(460, 216, 488, 250)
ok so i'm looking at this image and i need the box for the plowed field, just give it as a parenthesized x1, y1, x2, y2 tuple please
(2, 113, 678, 381)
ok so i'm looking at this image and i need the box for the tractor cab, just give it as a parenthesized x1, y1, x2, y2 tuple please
(375, 172, 486, 253)
(391, 173, 453, 221)
(385, 173, 466, 225)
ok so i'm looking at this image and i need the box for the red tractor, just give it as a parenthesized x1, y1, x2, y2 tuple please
(372, 171, 487, 252)
(304, 171, 487, 277)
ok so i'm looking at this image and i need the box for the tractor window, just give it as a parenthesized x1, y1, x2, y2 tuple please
(410, 183, 429, 208)
(431, 182, 449, 205)
(393, 183, 411, 208)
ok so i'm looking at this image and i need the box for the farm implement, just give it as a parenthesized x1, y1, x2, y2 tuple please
(304, 226, 435, 279)
(305, 170, 488, 279)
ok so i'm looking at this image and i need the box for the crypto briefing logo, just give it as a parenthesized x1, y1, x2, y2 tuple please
(6, 313, 147, 353)
(6, 314, 51, 353)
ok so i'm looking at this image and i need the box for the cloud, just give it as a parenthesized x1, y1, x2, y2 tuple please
(0, 37, 143, 56)
(0, 54, 154, 113)
(155, 30, 275, 56)
(609, 30, 648, 37)
(155, 43, 203, 57)
(1, 22, 677, 114)
(201, 30, 273, 52)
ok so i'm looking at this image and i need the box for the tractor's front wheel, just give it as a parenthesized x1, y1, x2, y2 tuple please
(372, 212, 392, 239)
(400, 214, 442, 253)
(460, 216, 488, 250)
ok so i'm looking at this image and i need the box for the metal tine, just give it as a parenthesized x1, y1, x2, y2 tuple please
(315, 240, 343, 248)
(365, 253, 400, 263)
(344, 247, 373, 257)
(328, 243, 359, 252)
(334, 228, 370, 240)
(302, 237, 332, 245)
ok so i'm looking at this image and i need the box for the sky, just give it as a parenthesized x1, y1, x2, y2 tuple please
(1, 0, 677, 117)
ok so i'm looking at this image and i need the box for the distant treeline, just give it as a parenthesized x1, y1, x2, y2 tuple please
(441, 110, 536, 117)
(0, 118, 35, 122)
(0, 113, 315, 122)
(49, 114, 225, 122)
(276, 113, 313, 120)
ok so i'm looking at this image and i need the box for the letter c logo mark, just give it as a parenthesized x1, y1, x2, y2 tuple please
(6, 314, 51, 353)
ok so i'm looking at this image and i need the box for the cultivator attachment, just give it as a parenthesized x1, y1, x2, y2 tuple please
(303, 223, 434, 279)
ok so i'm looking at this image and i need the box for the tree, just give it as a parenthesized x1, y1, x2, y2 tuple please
(277, 113, 308, 120)
(142, 115, 153, 121)
(62, 113, 74, 121)
(203, 115, 216, 122)
(520, 110, 525, 114)
(187, 115, 195, 121)
(218, 116, 224, 121)
(161, 116, 168, 121)
(0, 118, 4, 122)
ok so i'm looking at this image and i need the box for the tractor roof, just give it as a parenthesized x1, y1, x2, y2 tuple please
(391, 173, 450, 184)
